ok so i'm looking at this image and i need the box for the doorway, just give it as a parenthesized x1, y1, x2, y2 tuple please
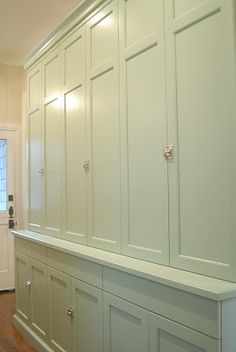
(0, 129, 19, 290)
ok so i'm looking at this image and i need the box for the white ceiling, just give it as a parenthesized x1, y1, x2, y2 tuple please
(0, 0, 85, 66)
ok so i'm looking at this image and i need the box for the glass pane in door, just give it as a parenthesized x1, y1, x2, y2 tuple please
(0, 139, 7, 211)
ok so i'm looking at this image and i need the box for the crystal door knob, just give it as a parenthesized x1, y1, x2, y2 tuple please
(38, 168, 44, 175)
(163, 145, 174, 160)
(25, 280, 32, 288)
(82, 160, 89, 169)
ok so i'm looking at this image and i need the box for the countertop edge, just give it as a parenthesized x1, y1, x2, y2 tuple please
(12, 229, 236, 301)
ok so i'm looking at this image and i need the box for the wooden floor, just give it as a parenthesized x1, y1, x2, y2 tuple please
(0, 291, 36, 352)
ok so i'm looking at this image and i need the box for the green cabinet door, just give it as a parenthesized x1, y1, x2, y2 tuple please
(15, 252, 31, 325)
(150, 312, 220, 352)
(166, 0, 236, 280)
(48, 268, 72, 352)
(72, 278, 103, 352)
(103, 292, 149, 352)
(119, 0, 169, 264)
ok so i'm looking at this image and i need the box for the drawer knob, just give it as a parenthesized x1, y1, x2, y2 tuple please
(25, 280, 32, 288)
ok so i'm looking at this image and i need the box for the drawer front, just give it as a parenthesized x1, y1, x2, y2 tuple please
(47, 248, 102, 288)
(15, 237, 46, 263)
(103, 267, 221, 338)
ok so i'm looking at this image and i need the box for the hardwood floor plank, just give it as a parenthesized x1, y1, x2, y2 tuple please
(0, 291, 36, 352)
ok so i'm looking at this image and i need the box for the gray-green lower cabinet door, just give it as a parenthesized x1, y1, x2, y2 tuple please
(15, 252, 31, 325)
(103, 292, 149, 352)
(149, 312, 220, 352)
(72, 278, 103, 352)
(48, 268, 72, 352)
(29, 258, 49, 343)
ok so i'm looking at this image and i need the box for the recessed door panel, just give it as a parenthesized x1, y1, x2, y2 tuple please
(15, 254, 30, 325)
(125, 44, 168, 261)
(90, 10, 114, 68)
(30, 260, 49, 341)
(104, 293, 149, 352)
(124, 0, 158, 47)
(44, 100, 62, 237)
(29, 110, 42, 229)
(64, 86, 86, 242)
(73, 279, 103, 352)
(150, 313, 219, 352)
(64, 29, 85, 87)
(44, 53, 60, 100)
(48, 269, 72, 352)
(28, 66, 41, 111)
(89, 69, 120, 246)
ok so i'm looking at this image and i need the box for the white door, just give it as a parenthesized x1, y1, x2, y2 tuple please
(0, 130, 16, 290)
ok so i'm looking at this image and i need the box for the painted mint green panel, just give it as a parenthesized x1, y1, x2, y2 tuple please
(124, 45, 168, 263)
(175, 12, 230, 263)
(124, 0, 158, 47)
(30, 260, 49, 341)
(168, 1, 236, 280)
(15, 254, 30, 325)
(29, 68, 41, 110)
(150, 313, 219, 352)
(29, 110, 42, 228)
(73, 279, 103, 352)
(44, 101, 62, 236)
(90, 11, 114, 68)
(44, 54, 60, 99)
(64, 30, 84, 87)
(48, 269, 72, 352)
(65, 87, 86, 242)
(174, 0, 208, 18)
(89, 69, 120, 249)
(104, 293, 149, 352)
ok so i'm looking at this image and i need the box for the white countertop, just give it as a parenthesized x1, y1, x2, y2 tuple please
(12, 229, 236, 301)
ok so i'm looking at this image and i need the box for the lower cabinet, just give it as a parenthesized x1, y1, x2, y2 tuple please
(15, 242, 221, 352)
(48, 268, 103, 352)
(103, 292, 220, 352)
(15, 252, 49, 342)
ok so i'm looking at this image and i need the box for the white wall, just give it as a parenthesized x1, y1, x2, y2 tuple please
(0, 63, 26, 228)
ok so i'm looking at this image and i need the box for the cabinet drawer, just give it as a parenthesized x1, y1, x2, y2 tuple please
(15, 237, 46, 263)
(103, 267, 221, 339)
(47, 248, 102, 288)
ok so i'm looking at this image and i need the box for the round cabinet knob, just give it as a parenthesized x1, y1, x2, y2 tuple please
(82, 160, 89, 169)
(38, 168, 44, 175)
(25, 280, 32, 288)
(67, 307, 75, 317)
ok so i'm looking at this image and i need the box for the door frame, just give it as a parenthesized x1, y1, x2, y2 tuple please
(0, 123, 25, 230)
